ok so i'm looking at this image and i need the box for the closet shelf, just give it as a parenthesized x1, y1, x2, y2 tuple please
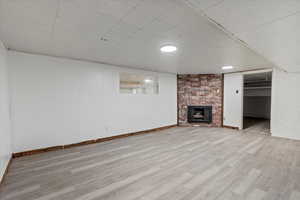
(244, 87, 271, 90)
(244, 94, 271, 97)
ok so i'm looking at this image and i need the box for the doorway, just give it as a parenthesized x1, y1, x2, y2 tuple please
(243, 72, 272, 135)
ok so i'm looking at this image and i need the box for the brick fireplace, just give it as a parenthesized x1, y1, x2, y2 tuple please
(177, 74, 223, 127)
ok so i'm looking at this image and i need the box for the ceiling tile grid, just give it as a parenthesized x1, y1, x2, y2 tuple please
(0, 0, 272, 74)
(186, 0, 300, 72)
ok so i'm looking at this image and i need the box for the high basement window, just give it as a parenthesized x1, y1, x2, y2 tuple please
(119, 73, 159, 94)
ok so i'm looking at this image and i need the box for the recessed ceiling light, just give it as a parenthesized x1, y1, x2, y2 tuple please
(144, 79, 152, 83)
(222, 66, 234, 70)
(160, 45, 177, 53)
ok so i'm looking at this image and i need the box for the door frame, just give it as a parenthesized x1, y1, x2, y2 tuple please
(222, 69, 273, 130)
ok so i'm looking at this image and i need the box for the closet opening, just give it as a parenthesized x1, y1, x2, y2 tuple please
(243, 72, 272, 135)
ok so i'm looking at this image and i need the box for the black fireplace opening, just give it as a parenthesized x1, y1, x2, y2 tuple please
(188, 106, 212, 123)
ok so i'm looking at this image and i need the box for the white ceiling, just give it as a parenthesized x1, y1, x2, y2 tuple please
(187, 0, 300, 73)
(0, 0, 273, 74)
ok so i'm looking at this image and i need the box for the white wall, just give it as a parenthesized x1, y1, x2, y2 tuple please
(8, 51, 177, 153)
(271, 68, 300, 140)
(0, 41, 12, 181)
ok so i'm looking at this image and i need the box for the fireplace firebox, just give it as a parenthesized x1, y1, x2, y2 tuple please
(188, 106, 212, 123)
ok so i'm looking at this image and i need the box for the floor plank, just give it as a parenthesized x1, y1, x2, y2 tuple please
(1, 126, 300, 200)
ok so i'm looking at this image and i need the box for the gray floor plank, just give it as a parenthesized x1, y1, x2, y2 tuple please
(0, 126, 300, 200)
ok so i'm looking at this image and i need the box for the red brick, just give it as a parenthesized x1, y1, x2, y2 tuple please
(177, 74, 223, 127)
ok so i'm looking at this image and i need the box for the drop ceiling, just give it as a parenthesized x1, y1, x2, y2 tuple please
(0, 0, 273, 74)
(187, 0, 300, 73)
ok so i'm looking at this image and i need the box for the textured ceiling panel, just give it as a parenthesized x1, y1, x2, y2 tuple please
(0, 0, 272, 74)
(187, 0, 300, 72)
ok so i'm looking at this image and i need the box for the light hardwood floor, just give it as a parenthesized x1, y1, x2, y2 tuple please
(1, 127, 300, 200)
(243, 117, 271, 135)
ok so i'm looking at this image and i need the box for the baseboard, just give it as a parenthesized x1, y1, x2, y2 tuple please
(13, 124, 177, 158)
(0, 156, 13, 186)
(223, 125, 239, 130)
(178, 123, 221, 127)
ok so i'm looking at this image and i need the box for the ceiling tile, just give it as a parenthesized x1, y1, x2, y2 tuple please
(186, 0, 224, 10)
(0, 0, 272, 74)
(187, 0, 300, 72)
(96, 0, 139, 19)
(205, 0, 300, 35)
(0, 0, 58, 52)
(240, 14, 300, 72)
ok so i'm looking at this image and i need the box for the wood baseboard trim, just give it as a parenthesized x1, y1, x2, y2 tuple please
(12, 124, 177, 158)
(223, 125, 239, 130)
(0, 156, 13, 186)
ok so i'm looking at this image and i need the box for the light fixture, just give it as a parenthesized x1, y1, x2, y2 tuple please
(160, 45, 177, 53)
(144, 79, 152, 83)
(222, 66, 234, 70)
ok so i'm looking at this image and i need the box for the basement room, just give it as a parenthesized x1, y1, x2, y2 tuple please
(1, 1, 300, 200)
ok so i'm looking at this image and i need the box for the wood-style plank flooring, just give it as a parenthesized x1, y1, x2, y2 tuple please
(243, 117, 271, 135)
(1, 127, 300, 200)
